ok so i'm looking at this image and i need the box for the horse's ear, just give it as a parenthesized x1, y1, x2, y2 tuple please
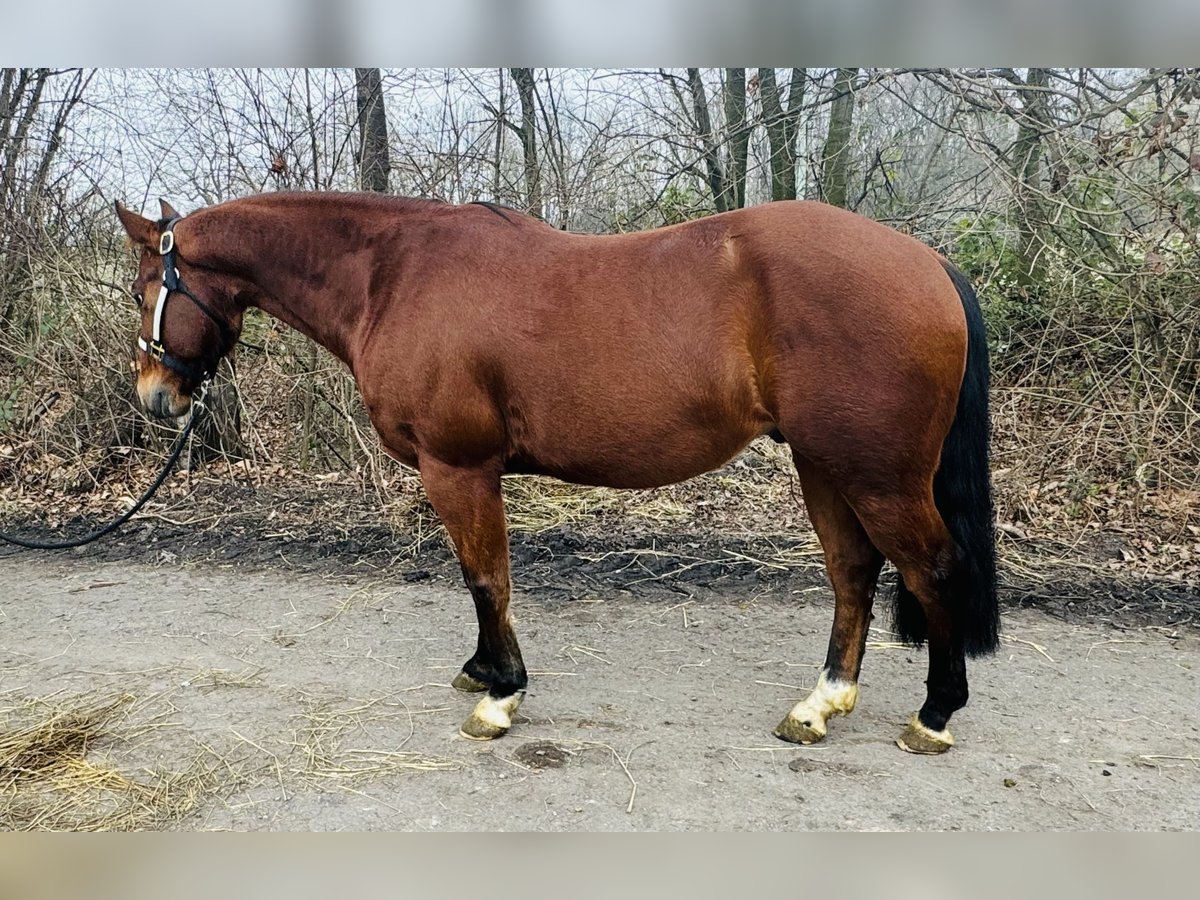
(159, 198, 181, 220)
(115, 201, 157, 248)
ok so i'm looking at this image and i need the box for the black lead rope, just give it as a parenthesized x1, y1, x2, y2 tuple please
(0, 397, 206, 551)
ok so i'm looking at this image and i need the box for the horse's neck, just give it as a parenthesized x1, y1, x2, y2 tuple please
(253, 280, 360, 366)
(192, 201, 373, 366)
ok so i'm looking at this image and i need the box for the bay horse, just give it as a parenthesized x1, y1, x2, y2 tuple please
(115, 193, 998, 755)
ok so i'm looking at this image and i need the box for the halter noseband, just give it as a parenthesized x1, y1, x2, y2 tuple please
(138, 217, 236, 384)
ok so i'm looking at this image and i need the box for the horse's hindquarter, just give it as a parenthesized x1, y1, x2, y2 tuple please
(742, 202, 969, 487)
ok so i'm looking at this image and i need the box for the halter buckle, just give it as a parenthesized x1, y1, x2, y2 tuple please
(159, 230, 175, 255)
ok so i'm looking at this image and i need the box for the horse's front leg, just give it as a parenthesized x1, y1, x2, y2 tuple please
(418, 456, 527, 740)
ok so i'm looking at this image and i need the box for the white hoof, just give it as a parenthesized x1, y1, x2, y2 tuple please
(459, 692, 524, 741)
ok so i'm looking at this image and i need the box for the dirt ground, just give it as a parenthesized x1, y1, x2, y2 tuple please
(0, 546, 1196, 831)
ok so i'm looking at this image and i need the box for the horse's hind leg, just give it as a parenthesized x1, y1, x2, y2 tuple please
(775, 457, 884, 745)
(852, 490, 968, 754)
(418, 456, 528, 740)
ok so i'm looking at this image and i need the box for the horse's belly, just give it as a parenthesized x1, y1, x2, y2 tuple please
(511, 412, 769, 490)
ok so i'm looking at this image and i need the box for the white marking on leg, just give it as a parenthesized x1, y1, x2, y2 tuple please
(782, 669, 858, 737)
(460, 691, 525, 740)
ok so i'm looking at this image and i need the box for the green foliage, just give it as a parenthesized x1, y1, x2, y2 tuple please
(1172, 186, 1200, 230)
(951, 216, 1026, 290)
(658, 183, 711, 224)
(950, 215, 1049, 336)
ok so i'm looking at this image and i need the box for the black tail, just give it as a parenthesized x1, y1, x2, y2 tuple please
(893, 260, 999, 657)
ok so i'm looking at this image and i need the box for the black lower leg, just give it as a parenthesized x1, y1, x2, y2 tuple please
(460, 568, 497, 688)
(464, 581, 527, 699)
(460, 643, 494, 688)
(821, 560, 882, 683)
(822, 624, 871, 684)
(918, 619, 968, 732)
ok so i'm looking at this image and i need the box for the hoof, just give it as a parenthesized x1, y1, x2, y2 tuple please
(773, 713, 827, 745)
(773, 671, 858, 746)
(896, 714, 954, 755)
(451, 671, 489, 693)
(459, 720, 506, 741)
(459, 692, 524, 741)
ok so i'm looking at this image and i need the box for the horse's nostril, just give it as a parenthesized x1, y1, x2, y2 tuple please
(145, 385, 171, 418)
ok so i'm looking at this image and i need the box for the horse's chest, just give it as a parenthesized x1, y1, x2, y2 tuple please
(355, 384, 419, 467)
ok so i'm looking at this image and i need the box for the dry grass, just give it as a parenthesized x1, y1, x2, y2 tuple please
(0, 684, 478, 830)
(183, 667, 266, 691)
(361, 446, 798, 543)
(0, 691, 235, 831)
(288, 695, 462, 785)
(503, 477, 693, 533)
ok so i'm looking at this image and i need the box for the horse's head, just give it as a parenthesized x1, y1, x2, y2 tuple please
(115, 199, 243, 419)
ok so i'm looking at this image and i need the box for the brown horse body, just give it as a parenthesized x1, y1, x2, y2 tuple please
(116, 193, 998, 754)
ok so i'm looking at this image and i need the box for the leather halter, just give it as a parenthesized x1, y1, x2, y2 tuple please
(138, 217, 236, 384)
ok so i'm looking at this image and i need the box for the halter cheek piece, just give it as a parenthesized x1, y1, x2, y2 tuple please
(138, 217, 236, 384)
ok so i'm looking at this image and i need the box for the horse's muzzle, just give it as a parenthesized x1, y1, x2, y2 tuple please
(140, 382, 191, 419)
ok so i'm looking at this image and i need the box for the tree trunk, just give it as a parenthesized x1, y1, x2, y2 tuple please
(0, 69, 20, 155)
(758, 67, 805, 201)
(0, 68, 49, 335)
(1012, 67, 1051, 286)
(820, 68, 859, 209)
(0, 68, 47, 210)
(354, 68, 390, 193)
(723, 68, 749, 209)
(492, 68, 505, 201)
(686, 68, 728, 212)
(509, 68, 543, 219)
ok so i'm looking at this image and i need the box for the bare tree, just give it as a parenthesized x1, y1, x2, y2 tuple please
(355, 68, 390, 193)
(1, 68, 92, 336)
(758, 68, 806, 201)
(1009, 67, 1051, 284)
(685, 68, 730, 212)
(820, 67, 859, 208)
(509, 68, 543, 218)
(722, 68, 749, 209)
